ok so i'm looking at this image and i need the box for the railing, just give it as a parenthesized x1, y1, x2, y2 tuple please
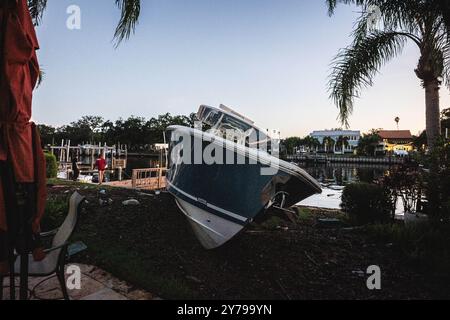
(132, 168, 167, 190)
(286, 154, 406, 164)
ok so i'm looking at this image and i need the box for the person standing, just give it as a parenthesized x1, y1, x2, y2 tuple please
(94, 152, 107, 185)
(72, 156, 80, 182)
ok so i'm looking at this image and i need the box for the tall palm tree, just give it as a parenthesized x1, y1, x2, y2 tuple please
(327, 0, 450, 150)
(395, 116, 400, 130)
(27, 0, 141, 45)
(336, 136, 350, 154)
(322, 136, 335, 154)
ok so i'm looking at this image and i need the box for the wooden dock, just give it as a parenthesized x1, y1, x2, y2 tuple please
(105, 168, 167, 191)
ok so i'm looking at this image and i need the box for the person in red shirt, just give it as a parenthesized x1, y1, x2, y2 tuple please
(94, 152, 107, 185)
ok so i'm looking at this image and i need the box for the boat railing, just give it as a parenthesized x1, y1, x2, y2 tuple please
(132, 168, 167, 190)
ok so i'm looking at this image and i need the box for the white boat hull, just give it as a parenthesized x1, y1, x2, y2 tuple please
(174, 197, 244, 249)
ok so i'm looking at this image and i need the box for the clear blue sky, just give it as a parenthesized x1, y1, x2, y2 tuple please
(32, 0, 450, 137)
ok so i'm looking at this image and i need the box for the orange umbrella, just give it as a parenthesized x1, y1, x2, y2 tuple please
(0, 0, 47, 299)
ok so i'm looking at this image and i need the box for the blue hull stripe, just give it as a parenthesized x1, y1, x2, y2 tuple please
(167, 182, 249, 226)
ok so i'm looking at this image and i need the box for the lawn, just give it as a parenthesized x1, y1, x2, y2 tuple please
(43, 180, 450, 300)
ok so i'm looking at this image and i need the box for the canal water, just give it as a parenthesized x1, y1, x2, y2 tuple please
(297, 163, 391, 209)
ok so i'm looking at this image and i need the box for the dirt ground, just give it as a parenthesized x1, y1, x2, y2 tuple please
(47, 183, 450, 300)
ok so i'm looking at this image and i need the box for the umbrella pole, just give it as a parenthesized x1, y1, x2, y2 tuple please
(19, 253, 28, 300)
(8, 250, 15, 300)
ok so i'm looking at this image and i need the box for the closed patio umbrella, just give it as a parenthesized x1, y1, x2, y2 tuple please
(0, 0, 47, 300)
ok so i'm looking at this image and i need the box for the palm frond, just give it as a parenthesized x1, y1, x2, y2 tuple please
(113, 0, 141, 47)
(27, 0, 47, 26)
(37, 67, 45, 88)
(326, 0, 365, 16)
(443, 40, 450, 88)
(329, 31, 407, 126)
(328, 0, 423, 36)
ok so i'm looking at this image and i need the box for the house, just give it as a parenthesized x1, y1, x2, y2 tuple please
(310, 130, 361, 154)
(377, 130, 414, 155)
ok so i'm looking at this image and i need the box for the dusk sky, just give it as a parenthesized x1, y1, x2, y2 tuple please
(33, 0, 450, 137)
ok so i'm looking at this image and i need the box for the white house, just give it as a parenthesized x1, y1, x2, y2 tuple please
(310, 130, 361, 154)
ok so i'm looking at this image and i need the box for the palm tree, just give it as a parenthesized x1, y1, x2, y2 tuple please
(327, 0, 450, 150)
(395, 117, 400, 130)
(336, 136, 350, 154)
(303, 136, 321, 153)
(27, 0, 141, 45)
(322, 136, 335, 154)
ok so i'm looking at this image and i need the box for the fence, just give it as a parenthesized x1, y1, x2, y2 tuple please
(132, 168, 167, 190)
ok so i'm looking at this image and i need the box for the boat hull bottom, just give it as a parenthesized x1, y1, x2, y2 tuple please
(174, 197, 245, 250)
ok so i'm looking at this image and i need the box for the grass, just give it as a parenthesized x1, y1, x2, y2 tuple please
(366, 222, 450, 273)
(296, 207, 313, 221)
(74, 236, 196, 299)
(42, 180, 450, 299)
(42, 182, 198, 299)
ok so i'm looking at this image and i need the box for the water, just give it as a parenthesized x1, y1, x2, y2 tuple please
(296, 163, 392, 209)
(299, 163, 391, 187)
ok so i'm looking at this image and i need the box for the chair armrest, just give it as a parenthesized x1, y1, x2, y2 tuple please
(40, 229, 59, 238)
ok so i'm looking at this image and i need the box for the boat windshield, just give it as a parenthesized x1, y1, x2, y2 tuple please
(197, 105, 273, 152)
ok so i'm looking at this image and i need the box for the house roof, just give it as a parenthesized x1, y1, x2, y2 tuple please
(378, 130, 413, 140)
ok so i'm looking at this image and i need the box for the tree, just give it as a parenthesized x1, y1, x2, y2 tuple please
(327, 0, 450, 150)
(395, 117, 400, 130)
(358, 131, 381, 156)
(442, 107, 450, 137)
(282, 137, 303, 155)
(413, 130, 428, 151)
(322, 136, 335, 154)
(36, 124, 55, 146)
(336, 136, 350, 154)
(27, 0, 141, 46)
(302, 136, 321, 153)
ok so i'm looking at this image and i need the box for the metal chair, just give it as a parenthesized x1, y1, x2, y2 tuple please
(0, 192, 85, 300)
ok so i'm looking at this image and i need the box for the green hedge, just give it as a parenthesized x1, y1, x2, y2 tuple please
(44, 152, 58, 179)
(341, 182, 391, 225)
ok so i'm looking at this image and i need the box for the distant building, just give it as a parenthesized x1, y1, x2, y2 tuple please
(377, 130, 414, 155)
(310, 130, 361, 154)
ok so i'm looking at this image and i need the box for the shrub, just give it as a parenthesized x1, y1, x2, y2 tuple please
(380, 165, 424, 215)
(41, 196, 69, 231)
(341, 182, 391, 225)
(45, 152, 58, 179)
(425, 140, 450, 220)
(366, 223, 450, 272)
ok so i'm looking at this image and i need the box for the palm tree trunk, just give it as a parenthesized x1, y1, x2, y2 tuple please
(425, 79, 441, 149)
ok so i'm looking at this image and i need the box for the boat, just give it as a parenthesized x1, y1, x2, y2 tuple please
(166, 105, 322, 249)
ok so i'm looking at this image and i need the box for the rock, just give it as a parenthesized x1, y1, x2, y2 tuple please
(137, 192, 153, 197)
(123, 199, 140, 206)
(186, 276, 202, 284)
(99, 189, 107, 195)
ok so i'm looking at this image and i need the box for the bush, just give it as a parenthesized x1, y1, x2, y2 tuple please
(425, 140, 450, 220)
(341, 182, 391, 225)
(45, 152, 58, 179)
(41, 196, 69, 231)
(366, 223, 450, 272)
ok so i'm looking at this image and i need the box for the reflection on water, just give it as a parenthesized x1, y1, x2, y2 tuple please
(296, 163, 392, 209)
(298, 163, 390, 186)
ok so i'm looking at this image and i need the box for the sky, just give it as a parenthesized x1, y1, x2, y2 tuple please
(32, 0, 450, 137)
